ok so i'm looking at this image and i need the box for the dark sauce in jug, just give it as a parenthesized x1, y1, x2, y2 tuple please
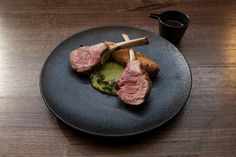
(164, 20, 184, 27)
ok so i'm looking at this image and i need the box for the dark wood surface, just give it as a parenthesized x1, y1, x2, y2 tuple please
(0, 0, 235, 156)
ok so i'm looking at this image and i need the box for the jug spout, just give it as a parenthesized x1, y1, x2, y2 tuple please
(149, 13, 161, 20)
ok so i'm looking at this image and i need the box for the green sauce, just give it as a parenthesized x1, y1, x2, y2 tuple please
(90, 62, 124, 95)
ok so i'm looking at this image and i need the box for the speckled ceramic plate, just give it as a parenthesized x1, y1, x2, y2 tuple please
(40, 26, 192, 137)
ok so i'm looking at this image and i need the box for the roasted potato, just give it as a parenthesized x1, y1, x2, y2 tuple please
(105, 41, 160, 77)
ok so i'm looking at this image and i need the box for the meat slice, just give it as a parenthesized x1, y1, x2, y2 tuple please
(117, 60, 151, 105)
(69, 37, 149, 73)
(70, 43, 107, 72)
(116, 34, 152, 105)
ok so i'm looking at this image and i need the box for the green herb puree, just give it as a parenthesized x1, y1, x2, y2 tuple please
(90, 62, 124, 95)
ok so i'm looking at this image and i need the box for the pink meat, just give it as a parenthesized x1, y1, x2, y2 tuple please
(69, 43, 108, 72)
(117, 60, 152, 105)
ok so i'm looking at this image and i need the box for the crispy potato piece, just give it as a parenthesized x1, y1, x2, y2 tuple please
(105, 41, 160, 77)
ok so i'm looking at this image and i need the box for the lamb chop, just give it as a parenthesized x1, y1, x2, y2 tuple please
(69, 37, 149, 73)
(116, 34, 152, 105)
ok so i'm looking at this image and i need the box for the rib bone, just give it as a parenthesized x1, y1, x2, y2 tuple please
(121, 34, 136, 61)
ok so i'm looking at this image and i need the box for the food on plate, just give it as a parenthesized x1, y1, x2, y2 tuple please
(116, 34, 152, 105)
(69, 37, 149, 73)
(69, 33, 158, 106)
(105, 42, 160, 77)
(90, 62, 124, 95)
(117, 60, 152, 105)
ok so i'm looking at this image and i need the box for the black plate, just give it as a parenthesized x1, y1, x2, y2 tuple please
(40, 26, 192, 137)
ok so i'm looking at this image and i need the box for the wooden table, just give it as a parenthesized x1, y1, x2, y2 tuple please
(0, 0, 235, 156)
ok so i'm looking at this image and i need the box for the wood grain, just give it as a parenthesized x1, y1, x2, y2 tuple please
(0, 0, 235, 156)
